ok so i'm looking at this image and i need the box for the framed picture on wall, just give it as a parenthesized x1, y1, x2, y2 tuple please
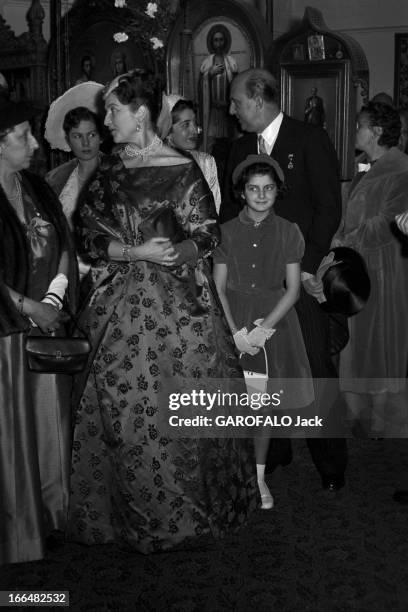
(307, 34, 325, 61)
(280, 62, 354, 179)
(394, 33, 408, 107)
(69, 22, 148, 88)
(192, 17, 255, 151)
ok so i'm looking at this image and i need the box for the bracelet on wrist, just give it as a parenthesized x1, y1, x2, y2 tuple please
(45, 291, 64, 305)
(122, 243, 132, 261)
(44, 293, 63, 310)
(43, 296, 61, 310)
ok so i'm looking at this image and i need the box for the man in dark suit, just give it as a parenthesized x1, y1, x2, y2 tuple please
(221, 68, 347, 490)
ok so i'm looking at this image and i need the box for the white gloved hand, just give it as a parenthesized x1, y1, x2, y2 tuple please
(41, 273, 68, 310)
(233, 327, 260, 355)
(313, 252, 343, 303)
(396, 211, 408, 236)
(246, 324, 276, 348)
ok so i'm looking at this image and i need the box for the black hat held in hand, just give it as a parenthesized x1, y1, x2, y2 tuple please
(322, 247, 371, 317)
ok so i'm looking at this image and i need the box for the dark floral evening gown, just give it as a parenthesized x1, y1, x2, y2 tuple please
(67, 155, 257, 553)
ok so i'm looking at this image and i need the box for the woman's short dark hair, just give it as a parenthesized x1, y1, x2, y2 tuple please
(322, 247, 371, 317)
(358, 102, 401, 148)
(234, 161, 286, 199)
(113, 69, 161, 125)
(62, 106, 104, 137)
(171, 99, 195, 124)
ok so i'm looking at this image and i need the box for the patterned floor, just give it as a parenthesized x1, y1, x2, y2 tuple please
(1, 437, 408, 612)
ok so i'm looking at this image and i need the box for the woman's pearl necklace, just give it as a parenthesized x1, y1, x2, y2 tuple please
(123, 135, 163, 161)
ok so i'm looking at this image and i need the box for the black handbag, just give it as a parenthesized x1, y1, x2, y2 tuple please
(139, 206, 186, 243)
(25, 314, 91, 375)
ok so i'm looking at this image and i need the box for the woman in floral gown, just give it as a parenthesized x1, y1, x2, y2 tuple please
(67, 71, 257, 553)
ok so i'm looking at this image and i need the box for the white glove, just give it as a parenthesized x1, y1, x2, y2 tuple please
(313, 252, 343, 303)
(41, 273, 68, 310)
(233, 327, 260, 356)
(246, 321, 276, 348)
(396, 211, 408, 236)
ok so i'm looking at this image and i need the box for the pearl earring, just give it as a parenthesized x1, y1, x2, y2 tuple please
(135, 123, 141, 132)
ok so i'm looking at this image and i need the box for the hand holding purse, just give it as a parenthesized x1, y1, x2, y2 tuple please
(25, 310, 91, 375)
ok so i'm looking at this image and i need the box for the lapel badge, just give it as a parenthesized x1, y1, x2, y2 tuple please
(287, 154, 294, 170)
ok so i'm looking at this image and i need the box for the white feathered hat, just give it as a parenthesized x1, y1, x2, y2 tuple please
(45, 81, 104, 151)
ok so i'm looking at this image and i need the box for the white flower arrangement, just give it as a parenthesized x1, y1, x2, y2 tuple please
(150, 36, 164, 50)
(145, 2, 158, 18)
(112, 1, 174, 61)
(113, 32, 129, 43)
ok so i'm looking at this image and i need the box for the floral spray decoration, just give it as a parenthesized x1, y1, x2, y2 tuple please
(112, 1, 177, 62)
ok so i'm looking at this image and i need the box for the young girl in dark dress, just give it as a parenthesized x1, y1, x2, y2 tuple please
(213, 154, 313, 509)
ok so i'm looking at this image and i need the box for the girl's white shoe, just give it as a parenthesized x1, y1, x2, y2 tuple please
(258, 479, 274, 510)
(260, 492, 274, 510)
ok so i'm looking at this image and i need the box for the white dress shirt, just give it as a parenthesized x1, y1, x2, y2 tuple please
(257, 112, 284, 154)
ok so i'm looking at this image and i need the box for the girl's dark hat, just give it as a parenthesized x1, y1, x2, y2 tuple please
(0, 99, 38, 131)
(232, 154, 285, 185)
